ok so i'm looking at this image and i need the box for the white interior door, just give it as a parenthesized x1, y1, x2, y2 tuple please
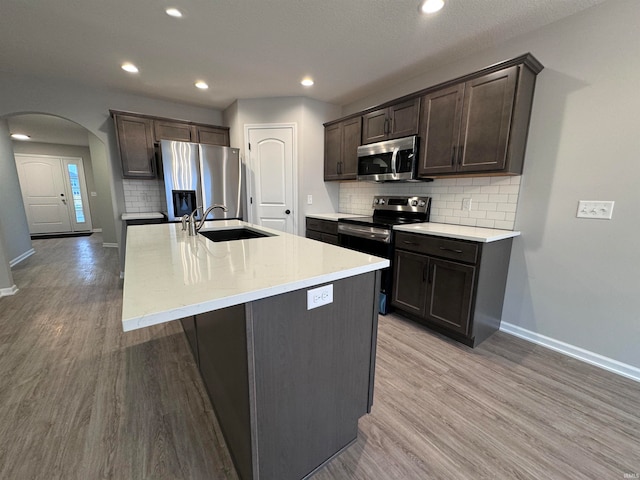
(16, 155, 92, 234)
(246, 126, 296, 233)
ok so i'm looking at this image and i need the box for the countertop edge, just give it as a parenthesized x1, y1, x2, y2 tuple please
(122, 259, 389, 332)
(393, 223, 521, 243)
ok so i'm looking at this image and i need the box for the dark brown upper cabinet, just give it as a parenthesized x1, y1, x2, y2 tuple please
(196, 125, 230, 146)
(324, 116, 362, 181)
(418, 59, 540, 177)
(113, 114, 157, 179)
(154, 120, 196, 142)
(361, 98, 420, 144)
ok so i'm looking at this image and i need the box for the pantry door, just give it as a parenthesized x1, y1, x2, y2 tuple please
(245, 125, 297, 234)
(15, 154, 92, 234)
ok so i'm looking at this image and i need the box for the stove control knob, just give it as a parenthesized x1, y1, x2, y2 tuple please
(379, 199, 385, 205)
(411, 200, 418, 206)
(373, 198, 380, 205)
(418, 200, 426, 207)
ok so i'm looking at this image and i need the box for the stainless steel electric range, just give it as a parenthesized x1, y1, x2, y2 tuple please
(337, 195, 431, 314)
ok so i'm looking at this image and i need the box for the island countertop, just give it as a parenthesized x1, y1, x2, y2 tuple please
(122, 220, 389, 332)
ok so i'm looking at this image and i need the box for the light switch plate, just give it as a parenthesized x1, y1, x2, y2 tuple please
(307, 284, 333, 310)
(576, 200, 614, 219)
(307, 194, 313, 205)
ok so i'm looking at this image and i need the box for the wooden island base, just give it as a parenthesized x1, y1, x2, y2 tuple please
(181, 272, 380, 480)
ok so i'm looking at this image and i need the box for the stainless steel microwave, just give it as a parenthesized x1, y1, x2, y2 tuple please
(356, 135, 419, 182)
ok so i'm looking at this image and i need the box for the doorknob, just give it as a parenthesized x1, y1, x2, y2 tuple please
(285, 209, 291, 215)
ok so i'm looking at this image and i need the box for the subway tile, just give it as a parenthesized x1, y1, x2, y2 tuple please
(488, 194, 509, 203)
(444, 216, 461, 225)
(488, 177, 512, 186)
(494, 220, 515, 230)
(471, 177, 491, 185)
(430, 215, 446, 223)
(475, 219, 496, 228)
(510, 176, 521, 185)
(447, 186, 464, 194)
(480, 185, 500, 194)
(455, 178, 473, 186)
(477, 202, 497, 211)
(498, 185, 520, 194)
(508, 194, 519, 203)
(459, 217, 477, 227)
(486, 211, 506, 221)
(469, 210, 487, 219)
(436, 178, 457, 186)
(439, 208, 454, 217)
(446, 201, 460, 210)
(497, 203, 517, 212)
(463, 186, 482, 194)
(505, 212, 516, 222)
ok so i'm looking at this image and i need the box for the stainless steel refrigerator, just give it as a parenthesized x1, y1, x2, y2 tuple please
(161, 140, 242, 222)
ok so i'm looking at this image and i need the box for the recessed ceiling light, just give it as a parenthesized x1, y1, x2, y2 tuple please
(301, 78, 314, 87)
(420, 0, 444, 14)
(165, 8, 183, 18)
(121, 63, 139, 73)
(195, 81, 209, 90)
(11, 133, 30, 141)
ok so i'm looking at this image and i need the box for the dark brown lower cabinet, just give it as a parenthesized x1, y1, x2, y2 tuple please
(306, 217, 339, 245)
(392, 231, 513, 347)
(181, 272, 380, 480)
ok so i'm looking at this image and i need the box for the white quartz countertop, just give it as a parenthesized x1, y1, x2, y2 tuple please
(306, 213, 367, 221)
(394, 223, 521, 243)
(122, 220, 389, 332)
(121, 212, 165, 221)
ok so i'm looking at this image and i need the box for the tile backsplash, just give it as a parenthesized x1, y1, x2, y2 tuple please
(122, 179, 167, 213)
(339, 176, 520, 230)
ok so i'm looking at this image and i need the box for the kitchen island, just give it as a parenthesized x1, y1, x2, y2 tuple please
(122, 220, 389, 480)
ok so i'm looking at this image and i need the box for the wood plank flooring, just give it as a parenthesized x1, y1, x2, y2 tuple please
(1, 234, 638, 479)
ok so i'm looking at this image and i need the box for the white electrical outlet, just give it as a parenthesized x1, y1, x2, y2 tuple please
(462, 198, 472, 211)
(576, 200, 614, 220)
(307, 284, 333, 310)
(307, 194, 313, 205)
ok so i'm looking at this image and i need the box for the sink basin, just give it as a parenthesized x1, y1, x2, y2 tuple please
(199, 228, 272, 242)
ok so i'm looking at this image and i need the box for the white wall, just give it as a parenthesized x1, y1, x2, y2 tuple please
(0, 72, 223, 265)
(0, 119, 32, 264)
(343, 0, 640, 370)
(223, 97, 341, 233)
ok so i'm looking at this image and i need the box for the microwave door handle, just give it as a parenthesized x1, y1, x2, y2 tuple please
(391, 147, 398, 175)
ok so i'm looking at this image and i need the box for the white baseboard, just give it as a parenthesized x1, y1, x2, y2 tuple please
(10, 248, 35, 267)
(0, 285, 19, 297)
(103, 243, 118, 248)
(92, 228, 103, 233)
(500, 322, 640, 383)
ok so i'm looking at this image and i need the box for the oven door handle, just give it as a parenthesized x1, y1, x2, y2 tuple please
(338, 224, 391, 243)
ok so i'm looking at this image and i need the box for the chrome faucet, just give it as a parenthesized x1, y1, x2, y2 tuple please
(188, 204, 228, 236)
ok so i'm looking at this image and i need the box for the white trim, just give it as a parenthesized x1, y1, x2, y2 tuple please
(244, 123, 299, 235)
(500, 322, 640, 383)
(0, 285, 19, 297)
(10, 248, 35, 267)
(103, 242, 118, 248)
(92, 228, 102, 233)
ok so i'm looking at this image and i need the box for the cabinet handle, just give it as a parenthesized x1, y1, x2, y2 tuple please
(451, 146, 457, 166)
(439, 246, 463, 254)
(402, 240, 417, 245)
(422, 263, 429, 282)
(384, 118, 389, 135)
(427, 263, 434, 284)
(337, 161, 341, 175)
(457, 145, 464, 166)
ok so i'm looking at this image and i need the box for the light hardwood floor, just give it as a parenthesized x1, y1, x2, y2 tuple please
(1, 234, 638, 479)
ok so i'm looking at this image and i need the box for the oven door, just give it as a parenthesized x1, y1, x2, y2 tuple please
(337, 223, 394, 313)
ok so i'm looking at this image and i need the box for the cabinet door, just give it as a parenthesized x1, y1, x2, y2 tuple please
(361, 109, 388, 144)
(458, 66, 518, 173)
(196, 126, 230, 146)
(341, 117, 361, 179)
(392, 250, 429, 317)
(114, 115, 156, 178)
(418, 84, 464, 176)
(425, 258, 475, 335)
(388, 98, 420, 140)
(324, 123, 342, 180)
(154, 120, 195, 142)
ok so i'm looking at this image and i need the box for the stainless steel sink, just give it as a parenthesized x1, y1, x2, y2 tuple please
(198, 228, 272, 242)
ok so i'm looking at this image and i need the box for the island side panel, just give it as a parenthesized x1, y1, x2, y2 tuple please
(196, 305, 252, 480)
(247, 272, 377, 480)
(367, 270, 381, 413)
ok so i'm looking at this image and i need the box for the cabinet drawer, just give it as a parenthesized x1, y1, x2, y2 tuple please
(395, 232, 478, 264)
(306, 217, 338, 235)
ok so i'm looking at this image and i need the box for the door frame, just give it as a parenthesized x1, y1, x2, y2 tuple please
(244, 123, 299, 235)
(14, 153, 93, 233)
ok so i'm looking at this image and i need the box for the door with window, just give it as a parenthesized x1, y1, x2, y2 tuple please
(15, 154, 92, 234)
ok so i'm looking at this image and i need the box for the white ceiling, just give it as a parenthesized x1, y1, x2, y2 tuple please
(1, 0, 606, 112)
